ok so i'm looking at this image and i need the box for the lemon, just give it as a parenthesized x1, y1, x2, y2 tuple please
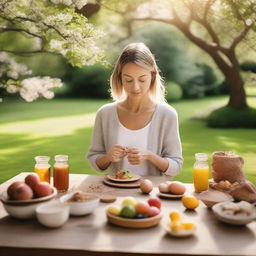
(107, 205, 121, 216)
(169, 222, 182, 232)
(122, 197, 138, 207)
(182, 222, 195, 230)
(182, 195, 199, 210)
(169, 211, 181, 222)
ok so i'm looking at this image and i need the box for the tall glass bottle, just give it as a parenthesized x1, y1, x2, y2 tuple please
(193, 153, 209, 192)
(54, 155, 69, 192)
(34, 156, 51, 183)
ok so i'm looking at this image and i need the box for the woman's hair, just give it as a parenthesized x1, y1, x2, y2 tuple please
(110, 43, 166, 102)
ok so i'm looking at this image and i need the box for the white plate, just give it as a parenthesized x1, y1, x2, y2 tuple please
(158, 192, 184, 199)
(163, 224, 196, 237)
(106, 174, 141, 183)
(212, 202, 256, 225)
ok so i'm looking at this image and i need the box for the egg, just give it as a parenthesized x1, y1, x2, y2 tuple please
(140, 179, 153, 194)
(158, 183, 169, 193)
(168, 181, 186, 195)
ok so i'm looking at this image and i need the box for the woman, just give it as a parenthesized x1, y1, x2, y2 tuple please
(87, 43, 182, 177)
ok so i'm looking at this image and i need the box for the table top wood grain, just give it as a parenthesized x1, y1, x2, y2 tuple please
(0, 173, 255, 256)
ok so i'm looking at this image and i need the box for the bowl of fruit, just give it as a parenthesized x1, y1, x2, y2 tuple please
(106, 197, 162, 228)
(0, 173, 57, 219)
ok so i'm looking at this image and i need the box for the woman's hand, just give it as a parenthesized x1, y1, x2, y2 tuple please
(107, 145, 127, 163)
(126, 148, 150, 165)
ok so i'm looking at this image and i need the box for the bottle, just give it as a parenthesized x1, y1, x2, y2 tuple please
(193, 153, 209, 192)
(34, 156, 51, 183)
(54, 155, 69, 192)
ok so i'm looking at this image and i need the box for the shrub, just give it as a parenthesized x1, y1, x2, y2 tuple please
(206, 106, 256, 128)
(63, 64, 111, 98)
(240, 61, 256, 73)
(165, 81, 183, 102)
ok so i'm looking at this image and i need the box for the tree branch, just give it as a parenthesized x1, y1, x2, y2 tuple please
(0, 49, 60, 56)
(0, 27, 42, 39)
(230, 24, 253, 50)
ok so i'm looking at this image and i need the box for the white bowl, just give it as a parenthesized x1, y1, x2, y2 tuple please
(36, 200, 70, 228)
(212, 202, 256, 225)
(0, 187, 57, 219)
(60, 192, 99, 216)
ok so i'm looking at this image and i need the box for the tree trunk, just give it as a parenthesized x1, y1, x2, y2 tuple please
(224, 66, 247, 109)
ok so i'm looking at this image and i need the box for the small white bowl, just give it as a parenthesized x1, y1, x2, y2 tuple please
(0, 188, 57, 219)
(212, 202, 256, 225)
(36, 200, 70, 228)
(60, 191, 99, 216)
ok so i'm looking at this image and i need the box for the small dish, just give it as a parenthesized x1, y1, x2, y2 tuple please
(107, 174, 141, 183)
(36, 200, 70, 228)
(0, 187, 57, 219)
(158, 192, 184, 199)
(164, 224, 196, 237)
(60, 191, 99, 216)
(212, 202, 256, 225)
(196, 190, 233, 208)
(106, 212, 162, 228)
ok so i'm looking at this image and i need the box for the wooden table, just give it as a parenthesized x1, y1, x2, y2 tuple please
(0, 173, 255, 256)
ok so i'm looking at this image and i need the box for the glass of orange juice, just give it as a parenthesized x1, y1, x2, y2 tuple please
(54, 155, 69, 192)
(34, 156, 51, 183)
(193, 153, 209, 192)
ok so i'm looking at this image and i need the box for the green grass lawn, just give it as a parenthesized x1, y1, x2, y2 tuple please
(0, 96, 256, 185)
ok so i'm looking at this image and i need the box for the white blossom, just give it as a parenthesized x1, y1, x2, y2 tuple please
(6, 84, 19, 93)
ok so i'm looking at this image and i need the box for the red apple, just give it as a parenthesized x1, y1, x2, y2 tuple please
(147, 197, 161, 209)
(12, 184, 33, 200)
(34, 182, 52, 197)
(25, 173, 40, 190)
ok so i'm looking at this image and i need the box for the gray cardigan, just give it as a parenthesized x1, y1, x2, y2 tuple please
(87, 102, 183, 177)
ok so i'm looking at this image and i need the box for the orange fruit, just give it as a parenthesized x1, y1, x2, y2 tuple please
(182, 195, 199, 210)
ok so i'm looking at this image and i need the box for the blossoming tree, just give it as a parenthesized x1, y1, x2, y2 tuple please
(0, 0, 104, 102)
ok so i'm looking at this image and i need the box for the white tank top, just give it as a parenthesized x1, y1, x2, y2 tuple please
(117, 121, 150, 176)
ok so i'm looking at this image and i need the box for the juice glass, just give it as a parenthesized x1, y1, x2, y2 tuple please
(34, 156, 51, 183)
(54, 155, 69, 192)
(193, 153, 209, 192)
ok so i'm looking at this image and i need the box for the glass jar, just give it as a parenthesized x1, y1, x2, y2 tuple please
(54, 155, 69, 192)
(34, 156, 51, 183)
(193, 153, 209, 192)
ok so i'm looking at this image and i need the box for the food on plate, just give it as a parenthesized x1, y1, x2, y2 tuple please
(182, 195, 199, 210)
(67, 191, 97, 202)
(140, 179, 153, 194)
(220, 201, 254, 217)
(6, 173, 54, 201)
(157, 181, 186, 196)
(113, 169, 134, 179)
(168, 182, 186, 195)
(158, 183, 169, 193)
(107, 197, 161, 219)
(147, 197, 161, 209)
(168, 210, 196, 232)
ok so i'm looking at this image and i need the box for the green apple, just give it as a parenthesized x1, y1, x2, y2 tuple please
(120, 205, 136, 218)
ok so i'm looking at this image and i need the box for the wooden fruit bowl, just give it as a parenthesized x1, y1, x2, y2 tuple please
(106, 212, 162, 228)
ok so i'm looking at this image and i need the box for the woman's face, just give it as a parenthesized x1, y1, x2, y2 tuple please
(121, 63, 152, 99)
